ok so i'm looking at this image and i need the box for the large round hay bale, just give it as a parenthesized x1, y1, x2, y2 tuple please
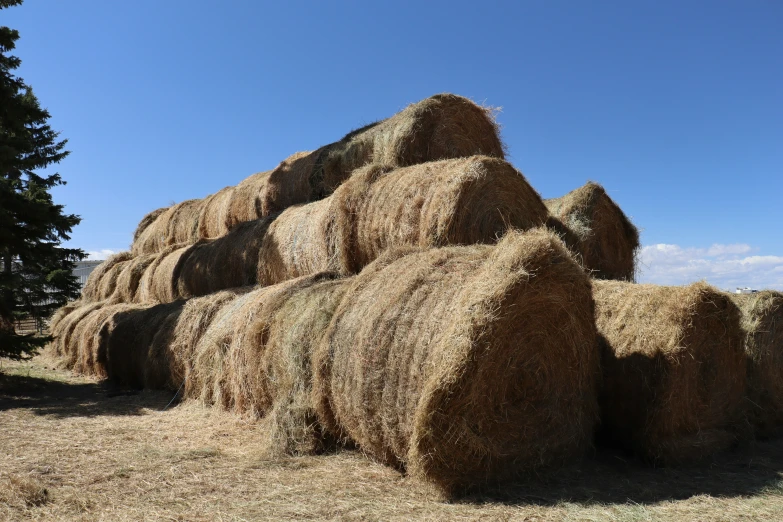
(257, 199, 343, 286)
(314, 93, 505, 199)
(133, 205, 176, 255)
(165, 289, 249, 393)
(197, 186, 235, 240)
(166, 199, 204, 246)
(730, 291, 783, 439)
(255, 275, 348, 456)
(133, 206, 169, 243)
(109, 254, 158, 304)
(48, 301, 80, 340)
(81, 252, 133, 301)
(258, 156, 549, 285)
(313, 228, 599, 496)
(72, 304, 141, 377)
(225, 151, 318, 229)
(594, 281, 747, 463)
(52, 302, 104, 365)
(95, 258, 135, 301)
(545, 182, 639, 281)
(176, 218, 275, 299)
(135, 244, 189, 304)
(101, 300, 185, 388)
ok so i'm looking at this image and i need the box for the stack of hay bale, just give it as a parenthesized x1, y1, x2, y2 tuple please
(48, 93, 782, 497)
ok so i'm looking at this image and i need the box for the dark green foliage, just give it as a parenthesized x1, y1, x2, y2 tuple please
(0, 0, 84, 359)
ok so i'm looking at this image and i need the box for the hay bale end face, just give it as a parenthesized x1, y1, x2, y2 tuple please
(730, 291, 783, 438)
(314, 228, 599, 496)
(594, 281, 747, 463)
(545, 182, 639, 281)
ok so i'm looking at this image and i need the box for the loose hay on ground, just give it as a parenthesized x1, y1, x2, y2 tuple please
(594, 281, 747, 463)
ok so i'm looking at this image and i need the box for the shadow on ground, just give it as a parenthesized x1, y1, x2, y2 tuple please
(0, 371, 175, 418)
(460, 440, 783, 506)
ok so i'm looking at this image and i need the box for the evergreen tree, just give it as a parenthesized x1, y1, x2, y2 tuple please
(1, 0, 85, 359)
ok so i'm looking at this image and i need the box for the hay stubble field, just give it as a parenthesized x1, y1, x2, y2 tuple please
(2, 354, 782, 522)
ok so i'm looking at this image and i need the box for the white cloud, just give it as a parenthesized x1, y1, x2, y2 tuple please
(637, 243, 783, 291)
(85, 249, 119, 261)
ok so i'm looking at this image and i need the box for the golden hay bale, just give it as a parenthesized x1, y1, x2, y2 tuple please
(81, 252, 133, 301)
(108, 253, 158, 304)
(132, 199, 203, 255)
(225, 151, 318, 229)
(545, 182, 639, 281)
(101, 300, 185, 388)
(95, 258, 135, 301)
(133, 206, 169, 243)
(257, 199, 342, 286)
(52, 302, 104, 365)
(135, 244, 189, 304)
(197, 186, 235, 240)
(71, 304, 141, 377)
(176, 218, 275, 299)
(594, 281, 747, 463)
(258, 156, 548, 285)
(48, 301, 80, 339)
(730, 291, 783, 438)
(313, 228, 599, 496)
(255, 275, 348, 456)
(314, 93, 505, 199)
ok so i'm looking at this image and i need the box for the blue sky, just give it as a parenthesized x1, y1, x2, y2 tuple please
(5, 1, 782, 289)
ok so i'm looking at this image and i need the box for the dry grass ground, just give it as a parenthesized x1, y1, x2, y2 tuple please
(1, 354, 782, 522)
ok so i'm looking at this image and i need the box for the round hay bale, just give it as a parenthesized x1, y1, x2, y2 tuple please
(72, 304, 141, 377)
(48, 301, 81, 342)
(258, 156, 549, 286)
(257, 199, 343, 286)
(102, 300, 185, 388)
(255, 275, 348, 456)
(594, 281, 747, 463)
(545, 182, 639, 281)
(133, 206, 169, 244)
(133, 205, 178, 255)
(730, 291, 783, 439)
(95, 258, 135, 302)
(314, 93, 506, 199)
(335, 156, 548, 272)
(109, 254, 158, 304)
(135, 244, 189, 304)
(81, 252, 133, 301)
(166, 199, 204, 246)
(313, 228, 599, 496)
(225, 151, 319, 229)
(176, 217, 275, 299)
(166, 289, 250, 393)
(197, 186, 235, 240)
(53, 302, 104, 366)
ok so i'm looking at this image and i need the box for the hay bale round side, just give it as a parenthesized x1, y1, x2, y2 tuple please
(257, 200, 343, 286)
(53, 302, 104, 366)
(594, 281, 747, 463)
(335, 156, 549, 272)
(133, 205, 178, 255)
(166, 199, 204, 247)
(197, 186, 235, 240)
(226, 151, 320, 229)
(81, 252, 133, 301)
(176, 218, 275, 300)
(95, 258, 135, 302)
(313, 228, 599, 496)
(256, 275, 348, 456)
(109, 254, 158, 304)
(730, 291, 783, 438)
(315, 93, 505, 198)
(135, 244, 189, 304)
(48, 301, 81, 343)
(133, 207, 169, 244)
(101, 300, 185, 388)
(72, 304, 142, 377)
(545, 182, 639, 281)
